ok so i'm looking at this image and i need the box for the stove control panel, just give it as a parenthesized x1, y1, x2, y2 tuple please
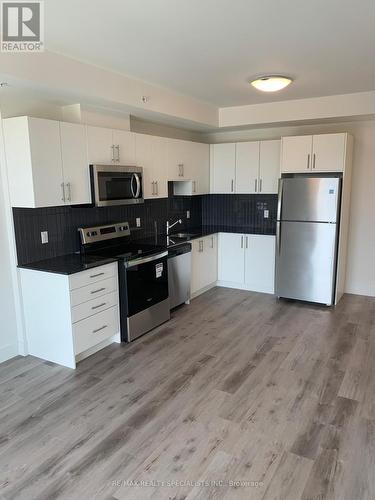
(79, 222, 130, 245)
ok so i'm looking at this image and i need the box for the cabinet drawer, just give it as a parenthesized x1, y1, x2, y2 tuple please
(70, 276, 118, 307)
(69, 262, 117, 290)
(73, 306, 119, 355)
(71, 291, 119, 323)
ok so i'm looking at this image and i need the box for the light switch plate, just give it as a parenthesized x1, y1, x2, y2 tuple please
(136, 217, 141, 227)
(264, 210, 269, 219)
(41, 231, 48, 244)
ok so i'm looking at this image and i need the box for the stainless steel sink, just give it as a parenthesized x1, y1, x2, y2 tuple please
(172, 233, 199, 238)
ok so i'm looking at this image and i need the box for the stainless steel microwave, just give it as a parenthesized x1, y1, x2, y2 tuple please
(90, 165, 144, 207)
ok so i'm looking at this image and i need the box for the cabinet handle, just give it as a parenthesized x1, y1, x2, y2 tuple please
(313, 153, 316, 169)
(241, 236, 244, 248)
(155, 181, 158, 196)
(245, 236, 248, 249)
(61, 182, 66, 202)
(199, 240, 204, 252)
(255, 179, 258, 192)
(151, 181, 155, 195)
(211, 236, 214, 248)
(307, 154, 310, 169)
(111, 145, 115, 162)
(193, 180, 196, 193)
(92, 325, 108, 334)
(90, 272, 105, 278)
(231, 179, 234, 192)
(259, 179, 262, 192)
(178, 164, 184, 177)
(66, 182, 71, 202)
(91, 287, 106, 294)
(115, 145, 120, 162)
(91, 302, 106, 310)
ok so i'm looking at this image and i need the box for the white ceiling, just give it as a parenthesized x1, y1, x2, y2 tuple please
(45, 0, 375, 107)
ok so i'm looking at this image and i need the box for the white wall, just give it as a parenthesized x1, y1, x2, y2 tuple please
(204, 119, 375, 297)
(0, 150, 20, 362)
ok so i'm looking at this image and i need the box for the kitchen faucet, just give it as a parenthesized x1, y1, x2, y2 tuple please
(166, 219, 182, 235)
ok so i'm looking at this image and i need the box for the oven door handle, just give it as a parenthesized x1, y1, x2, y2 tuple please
(131, 173, 141, 199)
(125, 251, 168, 268)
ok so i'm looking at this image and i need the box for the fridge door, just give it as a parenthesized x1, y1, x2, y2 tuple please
(276, 221, 338, 305)
(278, 177, 341, 223)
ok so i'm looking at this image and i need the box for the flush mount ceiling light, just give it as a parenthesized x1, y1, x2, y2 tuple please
(250, 75, 292, 92)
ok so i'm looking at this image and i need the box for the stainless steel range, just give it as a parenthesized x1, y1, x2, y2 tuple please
(79, 221, 170, 341)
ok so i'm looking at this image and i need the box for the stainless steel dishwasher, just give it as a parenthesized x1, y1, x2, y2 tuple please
(167, 242, 192, 309)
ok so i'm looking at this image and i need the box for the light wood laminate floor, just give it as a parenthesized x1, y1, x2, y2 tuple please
(1, 288, 375, 500)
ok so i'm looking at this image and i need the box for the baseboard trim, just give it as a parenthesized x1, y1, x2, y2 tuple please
(216, 280, 275, 295)
(0, 343, 19, 364)
(191, 282, 217, 299)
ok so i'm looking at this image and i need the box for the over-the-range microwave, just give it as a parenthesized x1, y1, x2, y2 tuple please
(90, 164, 144, 207)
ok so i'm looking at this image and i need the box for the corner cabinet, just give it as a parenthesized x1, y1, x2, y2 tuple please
(3, 116, 91, 207)
(281, 133, 348, 173)
(218, 233, 275, 294)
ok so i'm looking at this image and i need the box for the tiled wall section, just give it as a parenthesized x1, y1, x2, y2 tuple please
(13, 192, 276, 265)
(202, 194, 277, 233)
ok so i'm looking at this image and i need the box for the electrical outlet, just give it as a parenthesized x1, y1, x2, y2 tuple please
(186, 210, 190, 219)
(136, 217, 141, 228)
(264, 210, 269, 219)
(41, 231, 49, 244)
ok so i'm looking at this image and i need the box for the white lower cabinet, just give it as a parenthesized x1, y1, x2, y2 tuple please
(218, 233, 275, 293)
(20, 262, 120, 369)
(191, 234, 218, 296)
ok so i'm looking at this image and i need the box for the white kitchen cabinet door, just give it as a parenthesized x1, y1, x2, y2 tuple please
(281, 135, 313, 173)
(211, 143, 236, 194)
(152, 136, 168, 198)
(86, 125, 114, 164)
(190, 142, 210, 195)
(235, 141, 260, 194)
(113, 129, 136, 165)
(191, 239, 203, 295)
(259, 140, 281, 194)
(167, 138, 192, 180)
(206, 234, 218, 286)
(218, 233, 245, 284)
(312, 133, 346, 172)
(60, 122, 91, 205)
(244, 235, 275, 293)
(3, 116, 65, 208)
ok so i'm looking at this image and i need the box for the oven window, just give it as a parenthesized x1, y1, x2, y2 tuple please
(126, 257, 168, 316)
(97, 172, 143, 201)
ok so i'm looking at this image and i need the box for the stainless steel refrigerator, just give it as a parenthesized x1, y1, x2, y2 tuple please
(275, 176, 342, 305)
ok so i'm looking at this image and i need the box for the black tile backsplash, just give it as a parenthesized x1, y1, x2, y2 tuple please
(13, 189, 277, 265)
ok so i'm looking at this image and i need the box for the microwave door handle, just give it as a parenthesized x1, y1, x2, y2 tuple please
(133, 173, 141, 198)
(130, 174, 136, 198)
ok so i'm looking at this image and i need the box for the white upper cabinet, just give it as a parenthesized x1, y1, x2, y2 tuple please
(60, 122, 91, 205)
(190, 142, 210, 195)
(281, 133, 347, 173)
(86, 126, 136, 165)
(235, 142, 260, 194)
(281, 135, 313, 173)
(259, 140, 280, 194)
(4, 117, 64, 208)
(86, 125, 114, 164)
(135, 133, 167, 199)
(167, 138, 192, 180)
(312, 133, 346, 172)
(210, 143, 236, 194)
(112, 129, 136, 165)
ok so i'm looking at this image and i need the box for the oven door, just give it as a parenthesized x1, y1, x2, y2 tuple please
(91, 165, 143, 206)
(125, 252, 169, 317)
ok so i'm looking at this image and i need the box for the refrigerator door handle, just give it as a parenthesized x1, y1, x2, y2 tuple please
(277, 178, 283, 221)
(276, 222, 281, 255)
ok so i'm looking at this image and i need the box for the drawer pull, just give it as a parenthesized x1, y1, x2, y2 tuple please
(91, 302, 106, 310)
(90, 272, 105, 278)
(91, 287, 106, 295)
(92, 325, 108, 334)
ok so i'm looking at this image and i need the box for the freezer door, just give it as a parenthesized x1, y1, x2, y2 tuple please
(276, 221, 338, 305)
(278, 177, 341, 223)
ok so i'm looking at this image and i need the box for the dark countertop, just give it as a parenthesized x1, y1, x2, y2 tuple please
(18, 225, 276, 275)
(18, 254, 118, 276)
